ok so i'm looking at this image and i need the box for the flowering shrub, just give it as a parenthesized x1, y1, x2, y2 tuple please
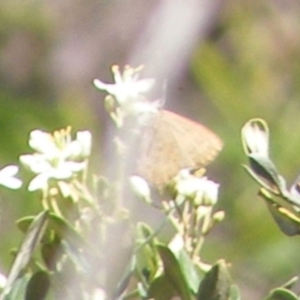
(0, 66, 297, 300)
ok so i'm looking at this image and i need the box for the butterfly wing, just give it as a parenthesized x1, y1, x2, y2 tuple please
(162, 110, 223, 167)
(136, 110, 223, 188)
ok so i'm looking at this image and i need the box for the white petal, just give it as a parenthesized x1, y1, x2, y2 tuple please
(93, 79, 117, 94)
(50, 166, 73, 179)
(0, 165, 19, 177)
(63, 140, 82, 158)
(20, 155, 51, 174)
(50, 161, 85, 180)
(203, 180, 219, 206)
(29, 130, 58, 156)
(175, 170, 204, 197)
(0, 166, 22, 189)
(28, 173, 50, 191)
(130, 176, 151, 203)
(0, 177, 22, 189)
(64, 161, 86, 172)
(132, 79, 155, 94)
(94, 77, 155, 107)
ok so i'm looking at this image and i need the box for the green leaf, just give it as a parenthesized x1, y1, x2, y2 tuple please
(262, 190, 300, 236)
(135, 224, 160, 282)
(113, 256, 136, 300)
(41, 239, 61, 271)
(167, 235, 201, 293)
(175, 248, 202, 294)
(16, 216, 35, 234)
(229, 284, 241, 300)
(48, 213, 84, 246)
(136, 222, 157, 247)
(280, 277, 298, 290)
(149, 274, 176, 300)
(0, 211, 49, 300)
(264, 288, 299, 300)
(25, 271, 50, 300)
(246, 154, 287, 195)
(197, 260, 232, 300)
(157, 244, 191, 300)
(4, 274, 31, 300)
(288, 174, 300, 207)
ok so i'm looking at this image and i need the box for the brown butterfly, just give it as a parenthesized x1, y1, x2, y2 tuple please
(134, 110, 223, 189)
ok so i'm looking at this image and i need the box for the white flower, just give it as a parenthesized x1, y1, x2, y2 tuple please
(174, 169, 219, 206)
(94, 65, 162, 128)
(130, 175, 151, 204)
(93, 65, 155, 106)
(20, 128, 91, 191)
(174, 169, 204, 196)
(241, 119, 269, 157)
(0, 165, 22, 189)
(201, 178, 219, 206)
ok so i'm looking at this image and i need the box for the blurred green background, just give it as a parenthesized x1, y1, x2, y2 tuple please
(1, 0, 300, 298)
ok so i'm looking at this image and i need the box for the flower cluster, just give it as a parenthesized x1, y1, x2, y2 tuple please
(172, 169, 219, 206)
(94, 65, 155, 105)
(20, 128, 91, 191)
(93, 65, 160, 126)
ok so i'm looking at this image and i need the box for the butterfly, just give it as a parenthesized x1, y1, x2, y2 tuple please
(134, 110, 223, 189)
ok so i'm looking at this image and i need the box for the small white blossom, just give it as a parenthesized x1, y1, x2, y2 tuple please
(20, 128, 91, 191)
(174, 169, 204, 197)
(173, 169, 219, 206)
(202, 178, 219, 206)
(0, 165, 22, 189)
(242, 119, 269, 157)
(130, 175, 151, 204)
(93, 65, 161, 124)
(93, 65, 155, 106)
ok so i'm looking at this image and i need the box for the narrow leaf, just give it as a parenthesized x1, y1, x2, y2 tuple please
(248, 154, 287, 195)
(197, 260, 232, 300)
(0, 211, 48, 300)
(264, 287, 299, 300)
(157, 245, 191, 300)
(149, 275, 176, 300)
(25, 271, 50, 300)
(262, 192, 300, 236)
